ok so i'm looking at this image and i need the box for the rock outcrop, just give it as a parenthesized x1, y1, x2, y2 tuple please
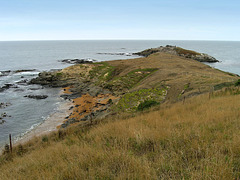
(29, 72, 67, 87)
(60, 93, 118, 128)
(0, 84, 18, 92)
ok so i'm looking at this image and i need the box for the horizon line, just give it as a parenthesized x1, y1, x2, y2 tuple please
(0, 39, 240, 42)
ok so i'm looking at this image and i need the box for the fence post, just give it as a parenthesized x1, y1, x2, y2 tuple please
(183, 96, 185, 104)
(9, 134, 12, 153)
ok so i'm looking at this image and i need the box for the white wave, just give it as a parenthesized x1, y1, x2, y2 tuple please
(14, 122, 42, 142)
(14, 71, 40, 76)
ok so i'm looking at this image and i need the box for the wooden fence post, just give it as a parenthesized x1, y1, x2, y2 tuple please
(183, 96, 185, 104)
(9, 134, 12, 153)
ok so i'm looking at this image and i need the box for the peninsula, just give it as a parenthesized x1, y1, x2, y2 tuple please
(30, 45, 237, 128)
(1, 46, 240, 179)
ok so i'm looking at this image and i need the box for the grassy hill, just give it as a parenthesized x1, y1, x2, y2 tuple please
(1, 89, 240, 179)
(1, 49, 240, 179)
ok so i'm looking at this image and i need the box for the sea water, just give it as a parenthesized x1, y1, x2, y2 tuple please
(0, 40, 240, 147)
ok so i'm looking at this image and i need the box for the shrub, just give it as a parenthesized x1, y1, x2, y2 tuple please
(42, 136, 48, 142)
(137, 100, 159, 111)
(56, 72, 62, 77)
(235, 79, 240, 86)
(108, 99, 113, 104)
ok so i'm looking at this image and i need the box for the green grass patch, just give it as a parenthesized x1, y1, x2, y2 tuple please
(175, 47, 201, 56)
(137, 100, 160, 111)
(104, 68, 158, 92)
(135, 48, 159, 57)
(214, 82, 235, 90)
(213, 87, 240, 97)
(89, 62, 115, 83)
(184, 83, 190, 90)
(116, 88, 167, 112)
(56, 72, 62, 77)
(235, 79, 240, 86)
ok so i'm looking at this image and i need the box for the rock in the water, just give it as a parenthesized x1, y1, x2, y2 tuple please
(24, 95, 48, 99)
(0, 112, 11, 125)
(30, 72, 59, 86)
(1, 112, 8, 117)
(60, 58, 96, 64)
(0, 119, 6, 125)
(14, 69, 37, 73)
(0, 70, 11, 77)
(28, 87, 44, 90)
(29, 71, 70, 87)
(0, 102, 12, 109)
(16, 79, 29, 85)
(0, 84, 18, 92)
(97, 52, 133, 56)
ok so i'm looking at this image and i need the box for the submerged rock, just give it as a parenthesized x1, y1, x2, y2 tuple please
(24, 95, 48, 99)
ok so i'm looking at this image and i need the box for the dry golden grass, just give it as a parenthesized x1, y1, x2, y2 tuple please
(1, 88, 240, 179)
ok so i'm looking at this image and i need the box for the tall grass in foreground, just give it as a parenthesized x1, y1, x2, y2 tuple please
(1, 88, 240, 179)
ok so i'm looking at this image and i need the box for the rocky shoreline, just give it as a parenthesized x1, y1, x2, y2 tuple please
(29, 65, 116, 128)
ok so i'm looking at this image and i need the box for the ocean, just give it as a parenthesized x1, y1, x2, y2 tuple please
(0, 40, 240, 147)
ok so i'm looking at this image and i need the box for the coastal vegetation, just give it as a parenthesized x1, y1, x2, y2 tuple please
(1, 46, 240, 179)
(116, 88, 166, 112)
(1, 88, 240, 179)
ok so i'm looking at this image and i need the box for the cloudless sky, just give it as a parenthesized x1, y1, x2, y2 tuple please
(0, 0, 240, 41)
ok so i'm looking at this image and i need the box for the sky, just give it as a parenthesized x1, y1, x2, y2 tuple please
(0, 0, 240, 41)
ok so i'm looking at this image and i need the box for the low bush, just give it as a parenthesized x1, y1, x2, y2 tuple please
(235, 79, 240, 86)
(137, 100, 159, 111)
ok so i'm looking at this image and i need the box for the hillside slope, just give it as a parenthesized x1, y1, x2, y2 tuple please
(1, 89, 240, 179)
